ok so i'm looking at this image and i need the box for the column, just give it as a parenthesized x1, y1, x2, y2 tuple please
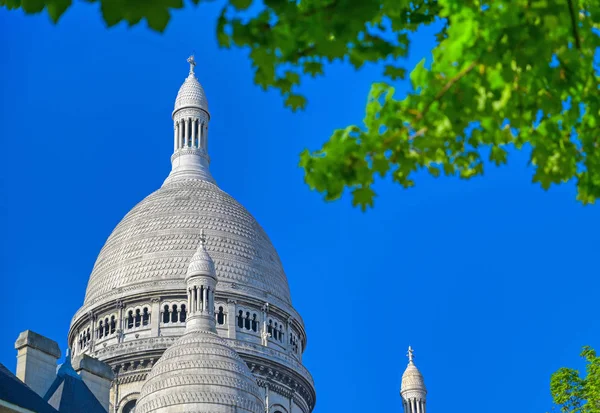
(204, 123, 208, 151)
(227, 299, 237, 339)
(187, 288, 191, 315)
(88, 312, 95, 352)
(264, 382, 269, 412)
(180, 120, 184, 149)
(151, 298, 160, 337)
(286, 317, 292, 351)
(174, 123, 178, 151)
(203, 287, 208, 312)
(116, 300, 124, 343)
(192, 119, 197, 148)
(185, 118, 192, 148)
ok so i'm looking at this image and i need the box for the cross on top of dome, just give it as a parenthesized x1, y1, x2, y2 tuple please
(407, 346, 414, 364)
(187, 54, 196, 76)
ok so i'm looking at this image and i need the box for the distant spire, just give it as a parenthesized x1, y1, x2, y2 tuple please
(400, 346, 427, 413)
(407, 346, 415, 364)
(187, 55, 196, 76)
(199, 228, 206, 246)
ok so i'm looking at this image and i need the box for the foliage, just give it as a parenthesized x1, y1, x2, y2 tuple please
(551, 346, 600, 413)
(2, 0, 600, 209)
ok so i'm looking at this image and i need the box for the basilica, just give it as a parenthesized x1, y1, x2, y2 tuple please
(0, 56, 428, 413)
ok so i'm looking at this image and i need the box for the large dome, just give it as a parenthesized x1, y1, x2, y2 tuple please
(69, 59, 315, 413)
(83, 178, 292, 308)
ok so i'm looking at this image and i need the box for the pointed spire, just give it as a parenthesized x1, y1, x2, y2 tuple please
(400, 346, 427, 413)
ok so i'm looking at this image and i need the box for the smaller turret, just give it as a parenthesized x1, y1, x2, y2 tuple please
(184, 229, 217, 332)
(400, 346, 427, 413)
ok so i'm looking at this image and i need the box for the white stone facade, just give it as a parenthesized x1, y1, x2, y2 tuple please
(68, 56, 316, 413)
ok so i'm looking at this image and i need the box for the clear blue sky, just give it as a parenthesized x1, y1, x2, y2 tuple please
(1, 4, 599, 413)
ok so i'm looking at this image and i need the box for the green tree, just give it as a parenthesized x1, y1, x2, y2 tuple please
(2, 0, 600, 209)
(551, 346, 600, 413)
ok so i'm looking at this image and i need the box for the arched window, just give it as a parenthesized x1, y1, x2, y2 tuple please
(180, 304, 187, 322)
(237, 310, 244, 328)
(110, 315, 116, 334)
(142, 308, 150, 326)
(122, 399, 136, 413)
(127, 311, 134, 329)
(217, 306, 225, 325)
(251, 314, 258, 332)
(163, 305, 170, 324)
(268, 320, 273, 337)
(279, 325, 284, 342)
(135, 309, 141, 328)
(171, 305, 178, 323)
(244, 312, 251, 330)
(104, 318, 109, 336)
(98, 321, 104, 338)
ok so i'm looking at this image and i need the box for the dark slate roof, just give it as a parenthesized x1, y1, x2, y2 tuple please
(44, 355, 106, 413)
(0, 362, 59, 413)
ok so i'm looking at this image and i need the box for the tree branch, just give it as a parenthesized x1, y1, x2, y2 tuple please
(567, 0, 581, 50)
(417, 61, 478, 120)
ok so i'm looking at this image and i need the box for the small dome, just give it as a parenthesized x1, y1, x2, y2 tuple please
(401, 346, 427, 397)
(401, 362, 426, 394)
(174, 73, 209, 115)
(186, 234, 215, 277)
(135, 330, 264, 413)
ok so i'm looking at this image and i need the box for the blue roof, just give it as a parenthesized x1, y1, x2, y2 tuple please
(44, 355, 107, 413)
(0, 362, 59, 413)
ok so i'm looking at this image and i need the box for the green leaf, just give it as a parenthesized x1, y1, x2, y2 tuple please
(146, 8, 170, 32)
(383, 64, 406, 80)
(47, 0, 71, 22)
(230, 0, 252, 11)
(20, 0, 45, 13)
(351, 186, 375, 211)
(284, 94, 307, 111)
(303, 61, 324, 77)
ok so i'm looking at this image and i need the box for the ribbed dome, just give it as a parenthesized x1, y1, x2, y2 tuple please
(82, 178, 292, 309)
(135, 330, 264, 413)
(174, 73, 209, 115)
(401, 362, 427, 394)
(187, 235, 215, 277)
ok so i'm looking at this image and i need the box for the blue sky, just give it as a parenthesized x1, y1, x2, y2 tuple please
(1, 3, 600, 413)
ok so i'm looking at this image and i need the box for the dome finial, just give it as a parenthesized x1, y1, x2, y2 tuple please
(407, 345, 415, 364)
(187, 54, 196, 76)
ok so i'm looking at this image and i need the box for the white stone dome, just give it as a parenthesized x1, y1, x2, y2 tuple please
(82, 178, 293, 309)
(401, 362, 427, 395)
(174, 73, 209, 115)
(135, 330, 264, 413)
